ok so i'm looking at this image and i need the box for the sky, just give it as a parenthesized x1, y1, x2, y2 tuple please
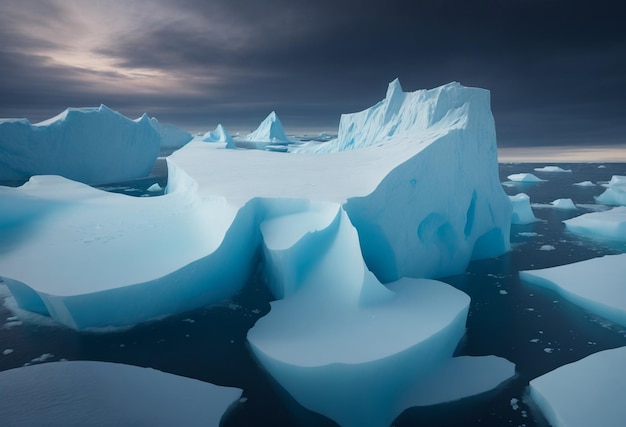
(1, 0, 625, 150)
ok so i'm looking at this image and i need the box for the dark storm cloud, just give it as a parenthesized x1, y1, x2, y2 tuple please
(1, 0, 625, 146)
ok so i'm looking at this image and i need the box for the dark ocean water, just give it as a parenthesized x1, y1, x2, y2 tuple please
(1, 161, 626, 426)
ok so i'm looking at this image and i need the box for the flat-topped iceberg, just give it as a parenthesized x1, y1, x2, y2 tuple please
(563, 206, 626, 241)
(529, 346, 626, 427)
(520, 254, 626, 327)
(534, 165, 572, 173)
(507, 173, 546, 183)
(0, 105, 160, 184)
(0, 361, 242, 426)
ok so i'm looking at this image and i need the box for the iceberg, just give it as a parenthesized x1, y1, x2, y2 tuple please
(509, 193, 539, 224)
(596, 175, 626, 206)
(573, 180, 596, 187)
(0, 105, 160, 184)
(202, 124, 235, 149)
(246, 111, 290, 143)
(507, 173, 545, 183)
(0, 80, 510, 327)
(563, 206, 626, 241)
(0, 360, 242, 426)
(520, 254, 626, 327)
(529, 346, 626, 427)
(149, 118, 192, 148)
(550, 198, 577, 210)
(534, 165, 572, 173)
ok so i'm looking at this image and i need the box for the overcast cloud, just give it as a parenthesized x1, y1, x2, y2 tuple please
(1, 0, 625, 147)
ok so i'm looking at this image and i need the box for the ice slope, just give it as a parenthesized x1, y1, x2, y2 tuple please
(509, 193, 539, 224)
(563, 206, 626, 241)
(0, 173, 258, 329)
(0, 105, 160, 184)
(520, 254, 626, 327)
(0, 361, 242, 426)
(596, 175, 626, 205)
(149, 118, 192, 148)
(202, 124, 235, 148)
(529, 346, 626, 427)
(246, 111, 290, 143)
(249, 204, 514, 426)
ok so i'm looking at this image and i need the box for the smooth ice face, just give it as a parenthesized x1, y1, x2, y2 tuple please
(150, 118, 192, 148)
(0, 361, 242, 427)
(529, 346, 626, 427)
(563, 206, 626, 241)
(507, 173, 545, 183)
(520, 254, 626, 327)
(596, 175, 626, 206)
(0, 105, 160, 184)
(509, 193, 539, 224)
(533, 166, 572, 173)
(550, 198, 577, 210)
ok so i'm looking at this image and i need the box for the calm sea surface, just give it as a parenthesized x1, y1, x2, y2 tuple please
(1, 161, 625, 426)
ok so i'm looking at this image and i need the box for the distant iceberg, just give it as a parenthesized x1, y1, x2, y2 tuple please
(507, 173, 545, 183)
(0, 360, 242, 426)
(246, 111, 290, 143)
(534, 165, 572, 173)
(596, 175, 626, 206)
(550, 198, 577, 210)
(0, 105, 160, 184)
(529, 346, 626, 427)
(202, 124, 235, 149)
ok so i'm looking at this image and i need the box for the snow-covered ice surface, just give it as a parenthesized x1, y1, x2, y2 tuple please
(520, 254, 626, 327)
(529, 346, 626, 427)
(563, 206, 626, 241)
(0, 360, 242, 426)
(0, 105, 160, 184)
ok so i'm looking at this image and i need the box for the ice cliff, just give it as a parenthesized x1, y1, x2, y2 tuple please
(0, 105, 160, 184)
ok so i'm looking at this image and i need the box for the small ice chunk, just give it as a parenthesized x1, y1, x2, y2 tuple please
(147, 183, 162, 192)
(539, 245, 556, 251)
(534, 166, 572, 173)
(2, 349, 14, 355)
(550, 198, 577, 210)
(507, 173, 546, 182)
(573, 181, 596, 187)
(510, 193, 539, 224)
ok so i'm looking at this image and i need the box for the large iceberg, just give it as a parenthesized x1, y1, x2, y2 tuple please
(0, 105, 160, 184)
(529, 346, 626, 427)
(0, 360, 242, 426)
(520, 254, 626, 327)
(0, 80, 511, 329)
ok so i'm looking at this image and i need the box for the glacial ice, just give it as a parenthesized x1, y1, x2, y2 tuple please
(596, 175, 626, 206)
(520, 253, 626, 327)
(0, 360, 242, 427)
(202, 124, 235, 149)
(563, 206, 626, 241)
(0, 105, 160, 184)
(0, 79, 516, 425)
(149, 118, 192, 148)
(534, 165, 572, 173)
(509, 193, 539, 224)
(507, 173, 546, 183)
(529, 346, 626, 427)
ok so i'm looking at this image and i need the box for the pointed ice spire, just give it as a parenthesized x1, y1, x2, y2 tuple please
(382, 78, 406, 123)
(246, 111, 290, 142)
